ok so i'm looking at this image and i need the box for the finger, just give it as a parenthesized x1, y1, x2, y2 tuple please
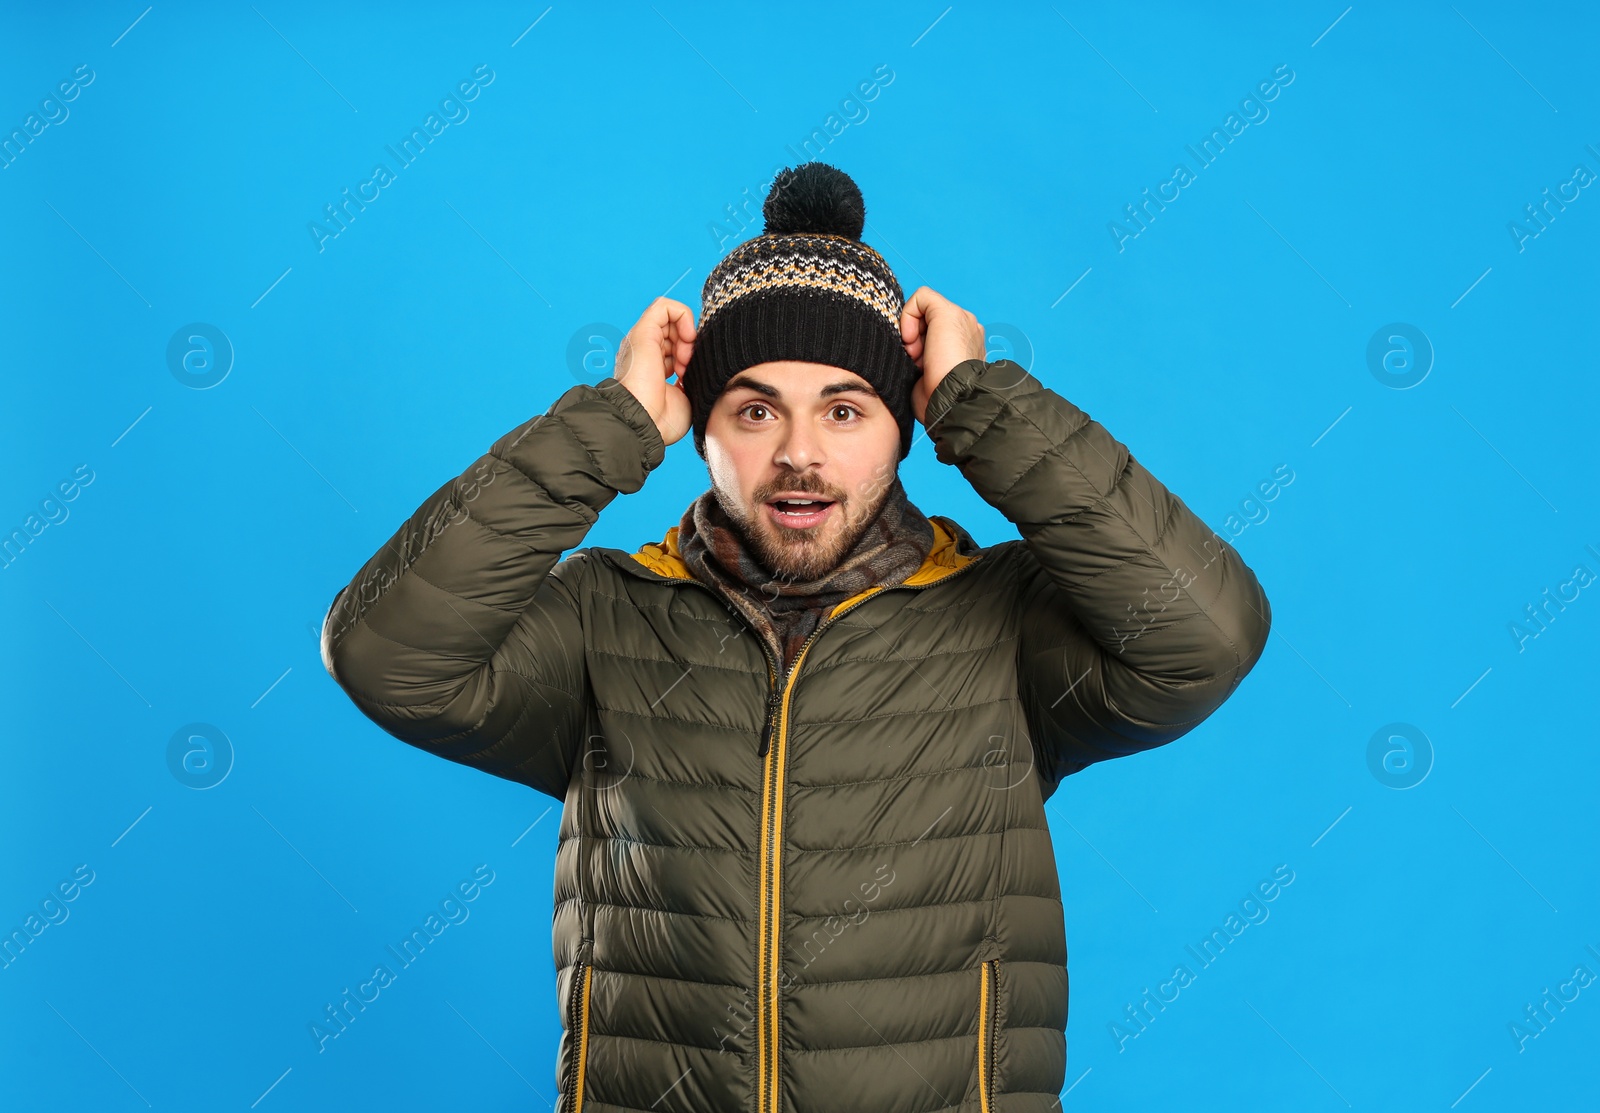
(639, 296, 670, 332)
(904, 286, 943, 344)
(668, 300, 697, 343)
(900, 289, 928, 338)
(658, 328, 677, 377)
(900, 309, 920, 345)
(671, 335, 695, 378)
(903, 286, 939, 318)
(657, 304, 695, 373)
(637, 297, 683, 346)
(901, 304, 924, 361)
(653, 296, 696, 339)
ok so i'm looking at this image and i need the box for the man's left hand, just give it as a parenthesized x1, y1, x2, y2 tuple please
(901, 286, 987, 425)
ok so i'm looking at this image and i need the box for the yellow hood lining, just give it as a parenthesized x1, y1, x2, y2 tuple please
(628, 516, 975, 602)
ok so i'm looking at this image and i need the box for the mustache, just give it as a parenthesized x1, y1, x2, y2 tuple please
(756, 474, 842, 501)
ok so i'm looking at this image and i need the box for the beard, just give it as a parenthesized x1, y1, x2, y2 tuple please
(714, 472, 892, 583)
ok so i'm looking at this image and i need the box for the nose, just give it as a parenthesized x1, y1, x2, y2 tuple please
(774, 415, 825, 473)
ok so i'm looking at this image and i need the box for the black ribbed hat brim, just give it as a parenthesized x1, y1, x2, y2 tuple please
(684, 288, 919, 461)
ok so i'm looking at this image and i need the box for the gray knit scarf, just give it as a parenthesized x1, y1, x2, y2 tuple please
(677, 476, 934, 675)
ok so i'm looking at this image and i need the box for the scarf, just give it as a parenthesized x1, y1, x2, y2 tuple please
(677, 476, 935, 675)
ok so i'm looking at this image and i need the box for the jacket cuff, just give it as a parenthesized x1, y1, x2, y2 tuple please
(924, 358, 1032, 430)
(592, 376, 666, 473)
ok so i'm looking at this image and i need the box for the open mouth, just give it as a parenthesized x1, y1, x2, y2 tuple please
(766, 497, 836, 529)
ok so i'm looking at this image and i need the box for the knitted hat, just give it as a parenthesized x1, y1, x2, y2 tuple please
(683, 163, 920, 462)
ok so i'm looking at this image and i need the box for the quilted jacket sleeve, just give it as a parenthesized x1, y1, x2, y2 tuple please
(320, 377, 665, 800)
(923, 358, 1271, 791)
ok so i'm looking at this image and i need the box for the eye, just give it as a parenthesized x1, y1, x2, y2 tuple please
(737, 402, 773, 422)
(828, 404, 862, 423)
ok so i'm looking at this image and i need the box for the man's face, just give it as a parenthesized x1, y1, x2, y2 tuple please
(703, 360, 901, 582)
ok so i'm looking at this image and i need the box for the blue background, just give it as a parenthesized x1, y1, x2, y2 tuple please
(3, 2, 1596, 1109)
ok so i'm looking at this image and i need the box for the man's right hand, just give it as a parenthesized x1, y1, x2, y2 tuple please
(614, 297, 695, 447)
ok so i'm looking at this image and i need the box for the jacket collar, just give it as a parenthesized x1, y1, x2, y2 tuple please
(612, 513, 981, 590)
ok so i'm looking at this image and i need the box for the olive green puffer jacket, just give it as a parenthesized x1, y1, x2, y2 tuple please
(321, 357, 1271, 1112)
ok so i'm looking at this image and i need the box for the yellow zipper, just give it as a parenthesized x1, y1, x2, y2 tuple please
(978, 959, 996, 1113)
(756, 647, 806, 1113)
(571, 963, 593, 1112)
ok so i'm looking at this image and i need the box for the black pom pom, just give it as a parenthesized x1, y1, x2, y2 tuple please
(762, 162, 866, 240)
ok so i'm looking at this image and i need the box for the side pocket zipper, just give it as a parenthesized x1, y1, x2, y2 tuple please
(978, 959, 999, 1112)
(564, 961, 593, 1112)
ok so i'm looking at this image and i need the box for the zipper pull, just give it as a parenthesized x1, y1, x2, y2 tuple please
(757, 688, 780, 757)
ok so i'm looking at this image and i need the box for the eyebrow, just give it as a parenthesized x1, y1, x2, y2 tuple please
(721, 374, 881, 401)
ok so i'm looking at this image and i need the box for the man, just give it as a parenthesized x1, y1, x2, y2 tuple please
(321, 162, 1271, 1112)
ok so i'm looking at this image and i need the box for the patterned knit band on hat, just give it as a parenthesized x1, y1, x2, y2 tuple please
(683, 162, 922, 462)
